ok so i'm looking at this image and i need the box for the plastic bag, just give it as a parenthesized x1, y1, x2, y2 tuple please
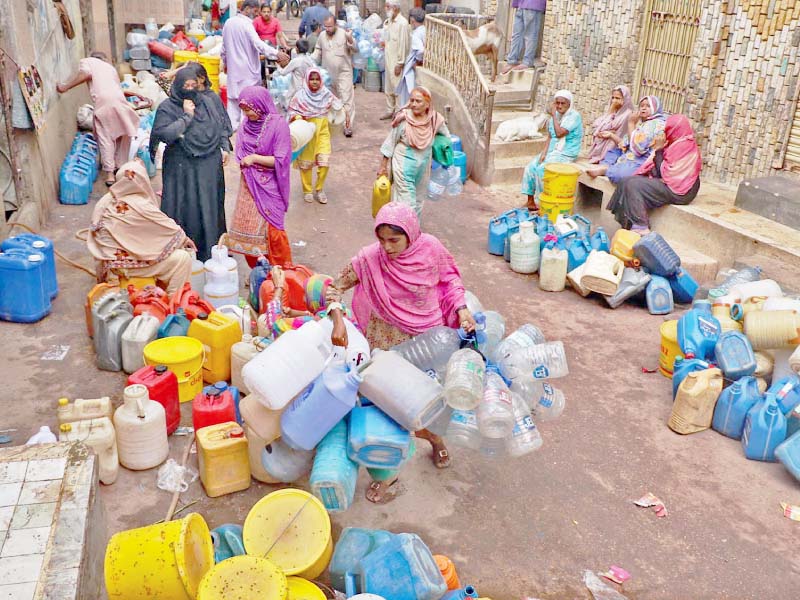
(157, 458, 199, 493)
(76, 104, 94, 130)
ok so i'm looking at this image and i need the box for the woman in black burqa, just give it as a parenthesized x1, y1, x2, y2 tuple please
(150, 68, 233, 260)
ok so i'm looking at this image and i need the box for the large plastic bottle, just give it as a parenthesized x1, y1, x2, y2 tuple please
(632, 232, 681, 277)
(513, 379, 565, 421)
(204, 244, 238, 287)
(711, 376, 762, 439)
(646, 275, 674, 315)
(714, 330, 756, 379)
(56, 396, 112, 425)
(775, 431, 800, 482)
(463, 290, 484, 315)
(196, 422, 250, 497)
(330, 528, 397, 592)
(204, 266, 239, 308)
(114, 384, 169, 470)
(506, 393, 542, 458)
(443, 348, 486, 410)
(668, 368, 723, 434)
(58, 418, 119, 484)
(491, 324, 546, 363)
(498, 340, 569, 381)
(604, 267, 651, 309)
(127, 365, 181, 435)
(769, 374, 800, 414)
(477, 311, 505, 359)
(188, 311, 242, 383)
(231, 334, 268, 395)
(729, 278, 782, 303)
(26, 426, 57, 445)
(121, 313, 161, 373)
(260, 439, 314, 483)
(677, 299, 721, 360)
(538, 243, 568, 292)
(427, 163, 448, 200)
(476, 371, 514, 438)
(392, 326, 461, 379)
(671, 356, 711, 399)
(310, 420, 359, 513)
(509, 221, 540, 274)
(192, 387, 236, 432)
(347, 404, 411, 468)
(445, 410, 481, 450)
(743, 310, 800, 350)
(742, 393, 787, 461)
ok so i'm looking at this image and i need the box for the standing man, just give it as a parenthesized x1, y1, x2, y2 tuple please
(313, 15, 356, 137)
(222, 0, 290, 129)
(254, 3, 289, 49)
(396, 7, 426, 107)
(299, 0, 331, 37)
(57, 52, 147, 186)
(501, 0, 546, 74)
(380, 0, 410, 120)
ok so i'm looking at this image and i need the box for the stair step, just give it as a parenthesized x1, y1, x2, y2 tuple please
(492, 156, 530, 187)
(490, 109, 535, 134)
(493, 86, 533, 104)
(665, 239, 719, 286)
(492, 138, 547, 160)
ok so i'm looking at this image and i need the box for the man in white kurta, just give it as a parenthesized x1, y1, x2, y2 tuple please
(313, 15, 357, 136)
(396, 8, 426, 107)
(380, 0, 410, 119)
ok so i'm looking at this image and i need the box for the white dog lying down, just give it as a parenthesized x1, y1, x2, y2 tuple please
(494, 112, 549, 142)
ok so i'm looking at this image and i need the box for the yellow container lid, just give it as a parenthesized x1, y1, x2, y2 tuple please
(243, 489, 331, 576)
(286, 577, 326, 600)
(197, 422, 246, 447)
(543, 163, 581, 175)
(197, 555, 287, 600)
(143, 336, 204, 365)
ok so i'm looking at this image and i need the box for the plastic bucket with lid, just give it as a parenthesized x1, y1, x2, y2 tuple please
(197, 555, 287, 600)
(659, 319, 683, 378)
(542, 163, 581, 197)
(538, 193, 575, 222)
(243, 489, 332, 578)
(144, 336, 204, 403)
(104, 512, 214, 600)
(287, 577, 326, 600)
(173, 50, 199, 66)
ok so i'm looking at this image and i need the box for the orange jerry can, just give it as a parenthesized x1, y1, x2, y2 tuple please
(170, 282, 214, 320)
(258, 264, 313, 314)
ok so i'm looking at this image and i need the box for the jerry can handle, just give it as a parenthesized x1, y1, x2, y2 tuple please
(221, 527, 246, 557)
(135, 395, 145, 419)
(345, 572, 359, 597)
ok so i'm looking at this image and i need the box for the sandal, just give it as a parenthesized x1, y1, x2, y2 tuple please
(303, 193, 314, 203)
(366, 479, 399, 504)
(432, 444, 451, 469)
(315, 190, 328, 204)
(344, 126, 353, 138)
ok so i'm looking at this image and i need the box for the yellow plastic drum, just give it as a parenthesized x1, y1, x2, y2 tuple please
(659, 319, 683, 378)
(198, 55, 221, 92)
(197, 555, 287, 600)
(143, 336, 204, 403)
(105, 513, 214, 600)
(173, 50, 199, 67)
(538, 193, 575, 222)
(542, 163, 581, 197)
(243, 489, 332, 579)
(287, 577, 327, 600)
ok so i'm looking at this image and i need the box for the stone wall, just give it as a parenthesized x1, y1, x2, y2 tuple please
(536, 0, 800, 186)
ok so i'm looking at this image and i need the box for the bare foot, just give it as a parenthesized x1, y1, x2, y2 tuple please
(586, 168, 603, 178)
(366, 478, 399, 504)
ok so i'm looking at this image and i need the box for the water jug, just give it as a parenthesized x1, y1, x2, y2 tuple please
(476, 371, 514, 438)
(509, 222, 540, 274)
(258, 264, 314, 314)
(487, 214, 515, 256)
(348, 405, 411, 468)
(605, 267, 651, 308)
(442, 586, 479, 600)
(204, 265, 239, 309)
(191, 258, 205, 296)
(231, 334, 268, 394)
(243, 419, 280, 483)
(433, 555, 461, 591)
(346, 533, 447, 600)
(59, 162, 93, 204)
(170, 283, 214, 321)
(581, 250, 624, 296)
(668, 368, 723, 434)
(157, 308, 190, 339)
(776, 430, 800, 482)
(564, 235, 590, 273)
(571, 214, 591, 239)
(677, 300, 721, 360)
(248, 257, 270, 311)
(392, 326, 461, 380)
(330, 528, 396, 592)
(446, 165, 463, 196)
(633, 232, 680, 277)
(513, 379, 565, 420)
(554, 214, 578, 237)
(610, 229, 641, 264)
(240, 393, 282, 444)
(671, 356, 711, 399)
(310, 420, 359, 513)
(742, 393, 787, 461)
(446, 409, 481, 450)
(743, 310, 800, 350)
(57, 396, 112, 425)
(58, 418, 119, 484)
(211, 524, 246, 563)
(567, 262, 592, 297)
(711, 302, 742, 333)
(731, 296, 768, 321)
(84, 283, 118, 337)
(1, 234, 58, 299)
(645, 275, 674, 315)
(668, 267, 698, 304)
(25, 426, 56, 445)
(712, 376, 761, 439)
(93, 292, 134, 371)
(197, 422, 250, 497)
(260, 439, 314, 483)
(453, 151, 468, 184)
(203, 381, 241, 424)
(507, 393, 543, 457)
(769, 375, 800, 414)
(729, 279, 782, 302)
(714, 331, 756, 379)
(503, 221, 521, 262)
(754, 351, 774, 378)
(372, 175, 392, 216)
(538, 244, 568, 292)
(0, 250, 51, 323)
(443, 348, 486, 410)
(193, 387, 236, 432)
(205, 244, 238, 287)
(464, 290, 484, 315)
(359, 350, 447, 431)
(491, 324, 546, 364)
(114, 384, 169, 470)
(128, 284, 170, 322)
(121, 313, 160, 373)
(477, 311, 506, 359)
(317, 317, 371, 371)
(787, 404, 800, 439)
(498, 340, 569, 382)
(188, 311, 242, 383)
(589, 227, 610, 253)
(427, 163, 448, 201)
(713, 266, 762, 295)
(127, 365, 181, 435)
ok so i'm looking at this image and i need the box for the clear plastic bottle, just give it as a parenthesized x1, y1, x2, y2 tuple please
(513, 379, 566, 421)
(443, 348, 486, 409)
(477, 311, 505, 359)
(499, 340, 569, 381)
(507, 393, 543, 457)
(392, 326, 461, 379)
(427, 164, 448, 201)
(479, 435, 507, 459)
(445, 166, 463, 196)
(445, 409, 481, 450)
(712, 267, 762, 295)
(491, 324, 546, 363)
(464, 290, 484, 315)
(476, 371, 515, 438)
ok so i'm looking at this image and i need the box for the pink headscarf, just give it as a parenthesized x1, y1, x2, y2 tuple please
(351, 203, 466, 336)
(635, 114, 702, 196)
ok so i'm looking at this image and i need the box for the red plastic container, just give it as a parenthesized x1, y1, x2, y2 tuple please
(258, 264, 313, 314)
(170, 283, 214, 320)
(148, 40, 175, 62)
(128, 284, 171, 322)
(192, 388, 236, 432)
(127, 364, 181, 435)
(220, 85, 227, 108)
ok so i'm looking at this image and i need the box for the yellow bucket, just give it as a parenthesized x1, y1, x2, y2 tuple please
(243, 489, 332, 578)
(287, 577, 326, 600)
(143, 336, 204, 403)
(198, 55, 221, 75)
(174, 50, 199, 67)
(542, 163, 581, 198)
(197, 555, 287, 600)
(105, 513, 214, 600)
(118, 275, 156, 291)
(659, 319, 683, 378)
(538, 193, 575, 222)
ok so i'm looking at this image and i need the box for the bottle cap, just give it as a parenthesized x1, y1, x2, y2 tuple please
(197, 312, 209, 320)
(213, 382, 227, 392)
(228, 426, 245, 438)
(60, 423, 71, 432)
(155, 365, 167, 374)
(58, 398, 69, 407)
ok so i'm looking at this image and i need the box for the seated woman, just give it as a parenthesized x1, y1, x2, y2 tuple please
(587, 95, 666, 183)
(378, 86, 449, 218)
(87, 160, 196, 294)
(521, 90, 583, 211)
(607, 114, 702, 233)
(326, 202, 477, 503)
(586, 85, 633, 165)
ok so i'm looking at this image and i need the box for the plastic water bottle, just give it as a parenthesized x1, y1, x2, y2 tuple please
(464, 290, 484, 315)
(513, 378, 565, 421)
(476, 371, 514, 438)
(491, 324, 546, 363)
(712, 266, 762, 295)
(498, 341, 569, 381)
(446, 166, 463, 196)
(392, 326, 461, 380)
(26, 425, 57, 445)
(507, 393, 543, 457)
(427, 163, 447, 201)
(476, 311, 505, 359)
(443, 348, 486, 409)
(445, 409, 481, 450)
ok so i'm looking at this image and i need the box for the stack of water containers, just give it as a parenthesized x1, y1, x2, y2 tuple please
(0, 233, 57, 323)
(268, 73, 292, 111)
(60, 133, 99, 205)
(428, 135, 466, 200)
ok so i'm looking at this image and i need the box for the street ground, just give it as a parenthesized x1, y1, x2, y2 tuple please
(2, 86, 799, 599)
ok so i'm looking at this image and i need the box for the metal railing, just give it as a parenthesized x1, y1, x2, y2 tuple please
(424, 13, 495, 148)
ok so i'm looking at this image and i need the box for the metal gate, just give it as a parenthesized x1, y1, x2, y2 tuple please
(784, 101, 800, 168)
(634, 0, 703, 114)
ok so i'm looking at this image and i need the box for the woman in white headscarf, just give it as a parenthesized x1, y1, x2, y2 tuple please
(520, 89, 583, 211)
